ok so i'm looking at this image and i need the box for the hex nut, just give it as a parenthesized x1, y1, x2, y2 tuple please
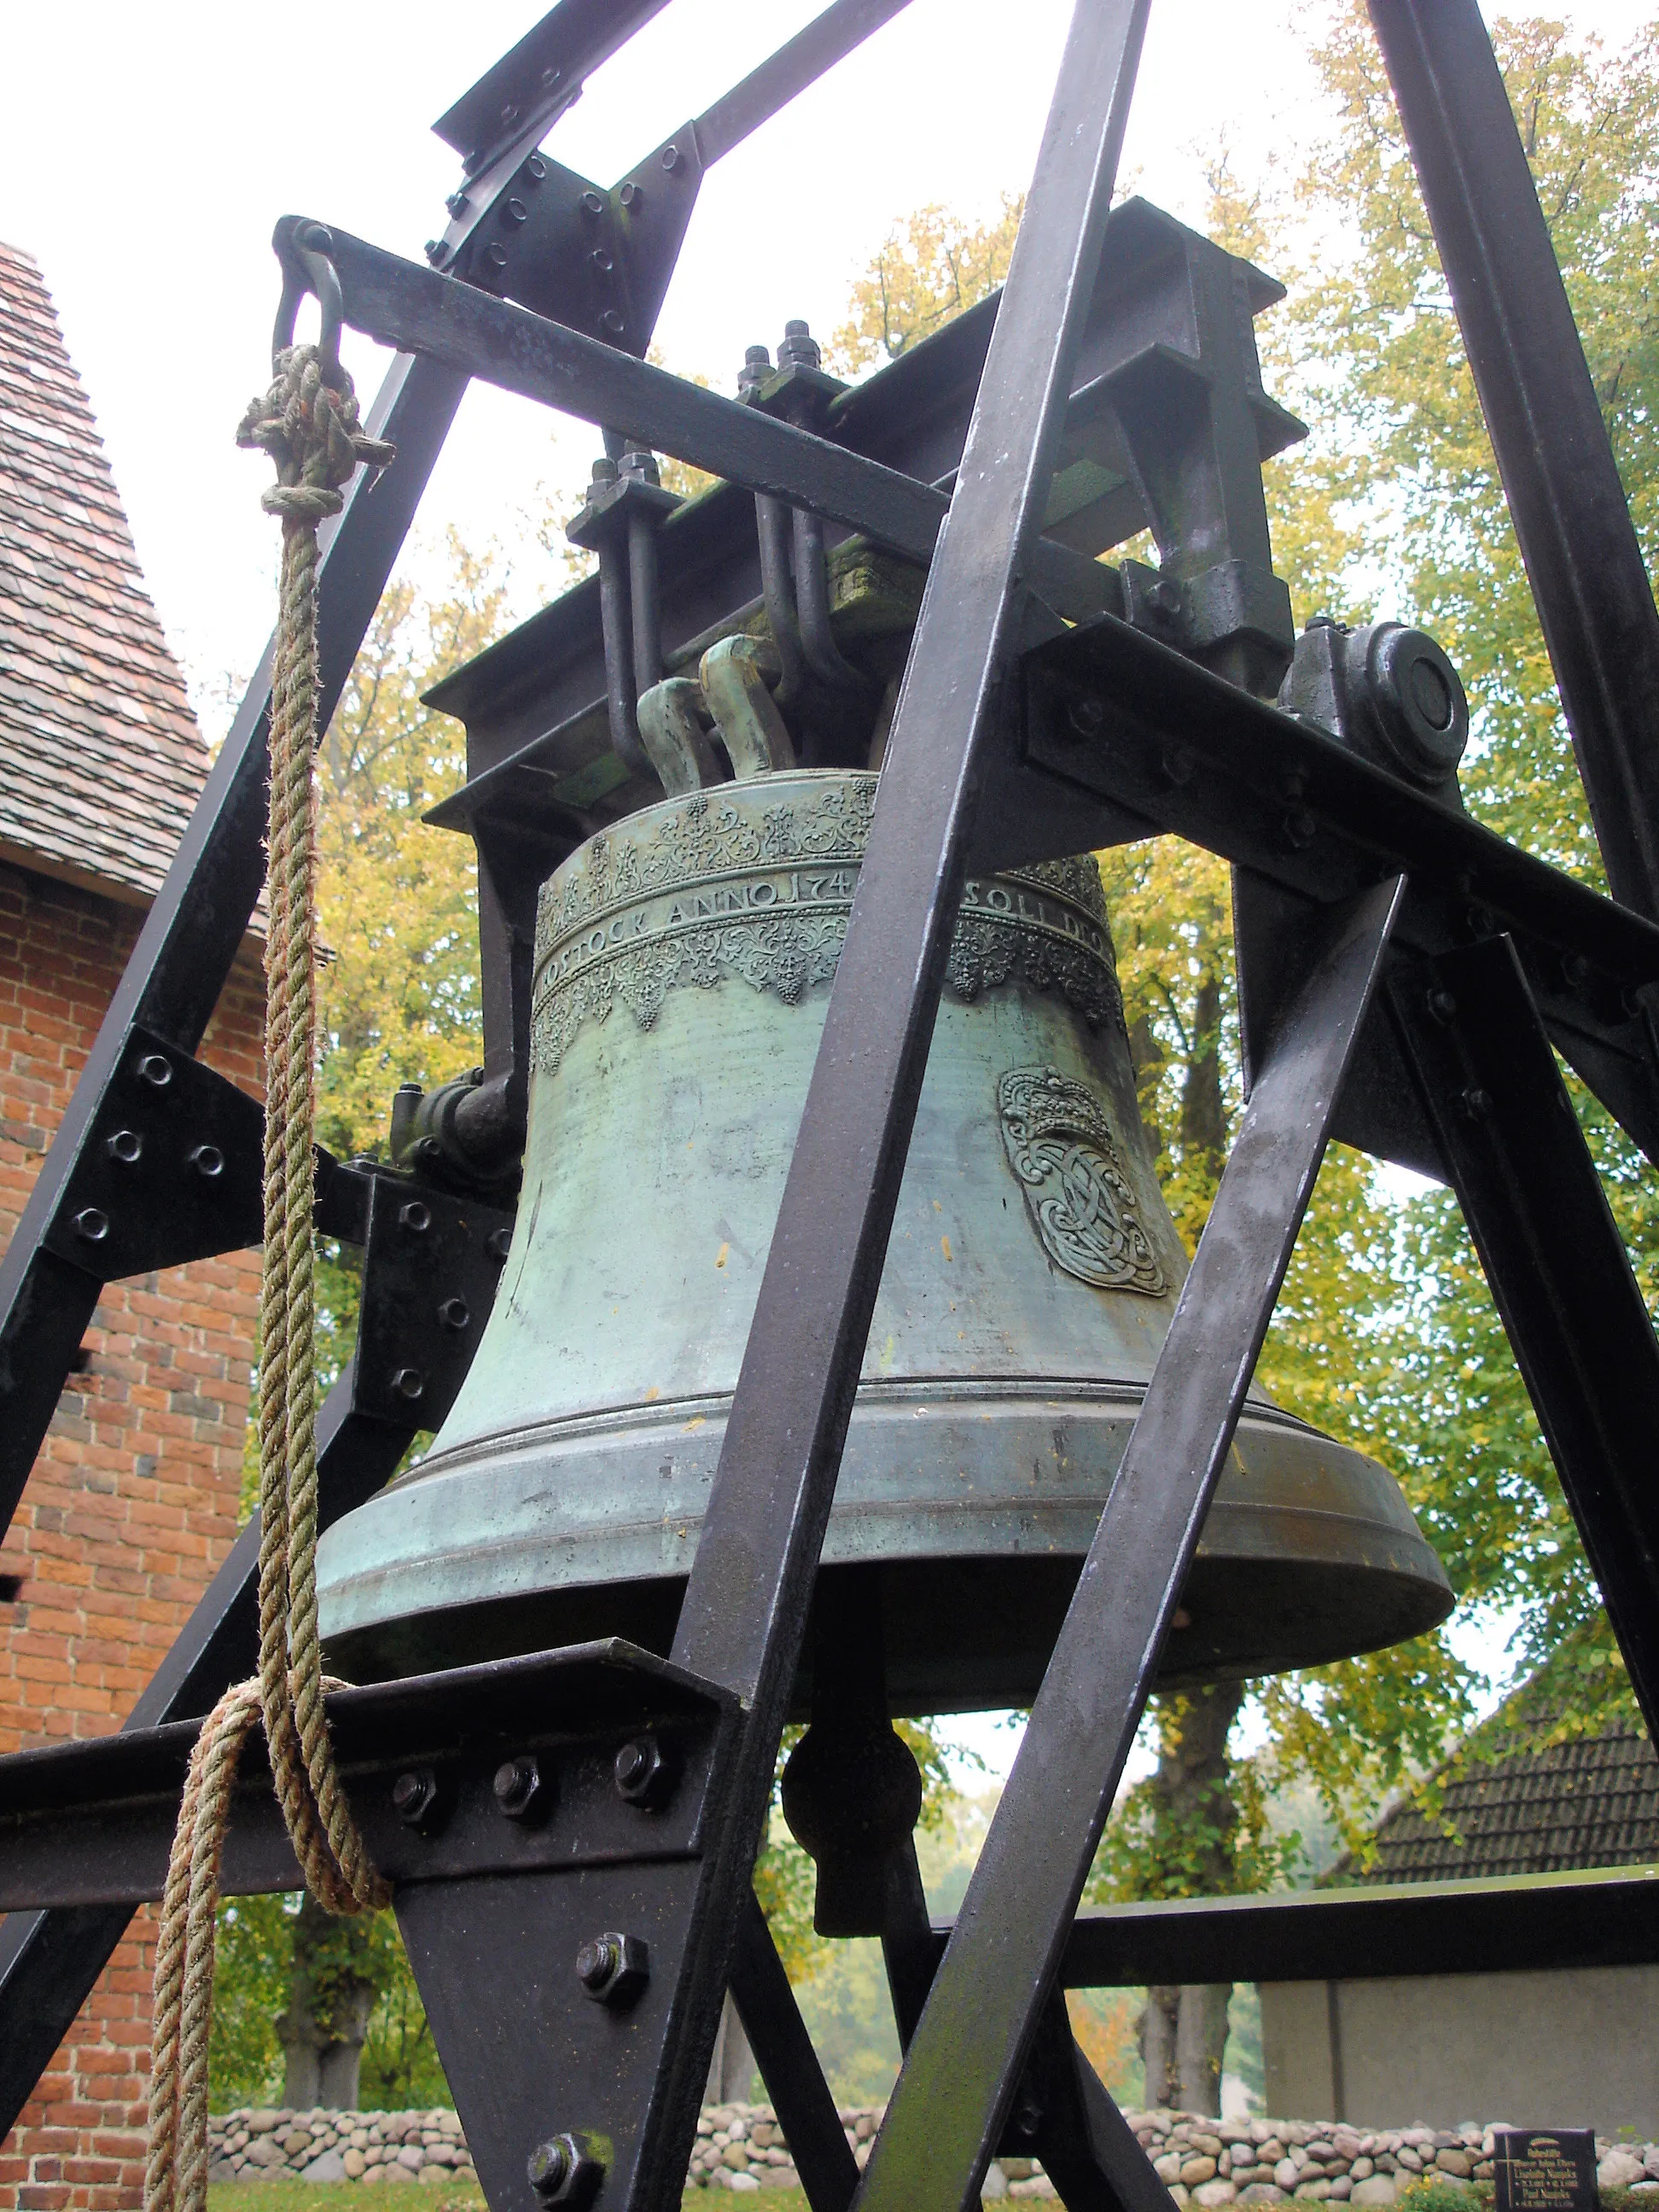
(392, 1767, 445, 1834)
(574, 1930, 649, 2008)
(106, 1130, 143, 1164)
(438, 1296, 472, 1333)
(399, 1201, 432, 1233)
(392, 1368, 425, 1403)
(527, 2135, 603, 2208)
(493, 1754, 552, 1823)
(73, 1208, 110, 1243)
(137, 1053, 172, 1088)
(614, 1734, 678, 1810)
(189, 1144, 225, 1180)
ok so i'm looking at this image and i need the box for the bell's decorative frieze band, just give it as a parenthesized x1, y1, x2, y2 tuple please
(530, 774, 1122, 1075)
(317, 767, 1452, 1713)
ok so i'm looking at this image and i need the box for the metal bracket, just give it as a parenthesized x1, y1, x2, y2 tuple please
(348, 1169, 515, 1431)
(40, 1025, 264, 1280)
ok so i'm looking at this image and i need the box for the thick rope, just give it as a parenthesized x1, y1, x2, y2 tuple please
(146, 343, 394, 2212)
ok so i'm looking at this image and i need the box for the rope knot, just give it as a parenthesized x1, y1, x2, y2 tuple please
(237, 343, 395, 520)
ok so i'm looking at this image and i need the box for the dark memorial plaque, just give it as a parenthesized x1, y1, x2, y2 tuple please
(1493, 2131, 1598, 2212)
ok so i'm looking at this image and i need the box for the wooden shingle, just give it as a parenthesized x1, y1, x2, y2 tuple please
(0, 241, 209, 904)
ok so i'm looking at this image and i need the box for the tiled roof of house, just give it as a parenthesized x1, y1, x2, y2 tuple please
(0, 240, 208, 903)
(1353, 1714, 1659, 1884)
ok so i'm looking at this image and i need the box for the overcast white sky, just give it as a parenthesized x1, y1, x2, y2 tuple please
(3, 0, 1647, 731)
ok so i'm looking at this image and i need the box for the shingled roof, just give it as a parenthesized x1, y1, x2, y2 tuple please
(0, 240, 209, 904)
(1353, 1713, 1659, 1884)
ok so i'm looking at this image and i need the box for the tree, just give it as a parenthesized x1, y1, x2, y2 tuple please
(825, 196, 1025, 375)
(825, 9, 1659, 2110)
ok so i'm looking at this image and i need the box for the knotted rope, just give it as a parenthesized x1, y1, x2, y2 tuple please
(146, 343, 395, 2212)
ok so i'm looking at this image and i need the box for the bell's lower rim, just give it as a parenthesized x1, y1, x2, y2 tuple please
(397, 1371, 1337, 1492)
(317, 1378, 1452, 1705)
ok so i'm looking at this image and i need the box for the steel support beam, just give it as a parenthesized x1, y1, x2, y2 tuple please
(1371, 0, 1659, 923)
(1054, 1867, 1659, 1988)
(0, 1367, 412, 2138)
(1389, 934, 1659, 1742)
(859, 876, 1403, 2212)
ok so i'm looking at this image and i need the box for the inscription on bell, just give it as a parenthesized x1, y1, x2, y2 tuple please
(998, 1065, 1167, 1295)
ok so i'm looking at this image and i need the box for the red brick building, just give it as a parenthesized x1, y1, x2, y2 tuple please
(0, 240, 265, 2211)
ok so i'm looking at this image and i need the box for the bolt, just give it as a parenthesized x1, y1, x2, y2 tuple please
(500, 102, 521, 129)
(424, 240, 446, 265)
(1161, 742, 1196, 786)
(1067, 695, 1105, 740)
(1458, 1086, 1493, 1122)
(392, 1367, 425, 1403)
(589, 247, 614, 273)
(493, 1753, 551, 1821)
(661, 143, 685, 173)
(1428, 988, 1458, 1026)
(504, 197, 528, 226)
(392, 1767, 442, 1831)
(619, 181, 643, 208)
(438, 1296, 471, 1332)
(614, 1734, 675, 1808)
(539, 66, 561, 90)
(189, 1144, 224, 1180)
(737, 343, 771, 401)
(620, 449, 660, 486)
(484, 242, 509, 272)
(591, 456, 620, 485)
(1148, 576, 1182, 618)
(1011, 2091, 1044, 2139)
(574, 1930, 649, 2007)
(524, 154, 548, 183)
(1563, 952, 1590, 989)
(579, 190, 605, 218)
(778, 318, 820, 371)
(73, 1208, 109, 1244)
(600, 308, 626, 336)
(399, 1201, 432, 1234)
(137, 1053, 172, 1088)
(106, 1129, 143, 1165)
(527, 2136, 602, 2207)
(1466, 901, 1496, 939)
(486, 1226, 513, 1262)
(1283, 806, 1318, 849)
(445, 188, 470, 217)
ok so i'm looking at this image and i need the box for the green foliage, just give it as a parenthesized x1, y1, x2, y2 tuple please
(209, 1893, 296, 2105)
(208, 1894, 447, 2113)
(826, 196, 1023, 375)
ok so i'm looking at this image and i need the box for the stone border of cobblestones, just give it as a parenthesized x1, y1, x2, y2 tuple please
(208, 2106, 1659, 2200)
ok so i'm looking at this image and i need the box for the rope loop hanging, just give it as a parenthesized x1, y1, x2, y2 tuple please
(146, 323, 393, 2212)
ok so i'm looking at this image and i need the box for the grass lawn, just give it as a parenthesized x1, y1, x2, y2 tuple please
(207, 2188, 812, 2212)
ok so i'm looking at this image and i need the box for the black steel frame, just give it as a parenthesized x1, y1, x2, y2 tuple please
(4, 0, 1659, 2206)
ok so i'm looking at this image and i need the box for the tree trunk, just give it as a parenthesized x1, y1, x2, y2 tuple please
(1180, 970, 1226, 1186)
(704, 1993, 755, 2105)
(277, 1891, 376, 2112)
(1136, 1679, 1245, 2114)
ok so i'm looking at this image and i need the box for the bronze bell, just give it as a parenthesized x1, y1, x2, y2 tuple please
(317, 672, 1451, 1713)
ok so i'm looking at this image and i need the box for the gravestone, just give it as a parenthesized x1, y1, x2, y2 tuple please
(1493, 2130, 1598, 2212)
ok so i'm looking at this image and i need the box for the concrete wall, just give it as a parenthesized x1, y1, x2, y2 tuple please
(1262, 1966, 1659, 2138)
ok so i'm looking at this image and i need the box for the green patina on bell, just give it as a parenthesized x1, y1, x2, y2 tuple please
(317, 765, 1451, 1711)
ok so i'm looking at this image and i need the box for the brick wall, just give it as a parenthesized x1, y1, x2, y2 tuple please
(0, 860, 264, 2212)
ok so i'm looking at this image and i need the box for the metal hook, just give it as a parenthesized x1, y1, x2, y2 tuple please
(271, 220, 346, 375)
(700, 637, 796, 780)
